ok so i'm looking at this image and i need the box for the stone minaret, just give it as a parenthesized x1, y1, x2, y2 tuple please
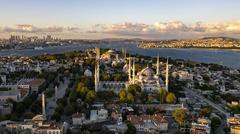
(132, 58, 135, 84)
(95, 48, 100, 92)
(156, 55, 160, 76)
(128, 57, 132, 82)
(165, 58, 169, 92)
(55, 86, 58, 100)
(42, 92, 46, 118)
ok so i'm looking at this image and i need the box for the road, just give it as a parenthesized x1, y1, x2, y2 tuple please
(185, 88, 230, 118)
(185, 88, 229, 134)
(46, 77, 70, 118)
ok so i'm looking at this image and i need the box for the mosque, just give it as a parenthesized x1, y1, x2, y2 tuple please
(94, 48, 169, 93)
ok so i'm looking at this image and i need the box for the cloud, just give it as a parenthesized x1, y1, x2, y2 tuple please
(1, 24, 81, 34)
(1, 21, 240, 39)
(90, 20, 240, 39)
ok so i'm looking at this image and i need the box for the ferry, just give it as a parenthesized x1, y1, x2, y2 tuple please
(34, 47, 44, 50)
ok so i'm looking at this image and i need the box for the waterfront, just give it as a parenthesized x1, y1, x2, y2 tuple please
(1, 43, 240, 68)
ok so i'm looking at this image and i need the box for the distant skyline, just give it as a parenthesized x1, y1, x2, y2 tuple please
(0, 0, 240, 39)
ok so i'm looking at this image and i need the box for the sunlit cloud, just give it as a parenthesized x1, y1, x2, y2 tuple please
(1, 20, 240, 39)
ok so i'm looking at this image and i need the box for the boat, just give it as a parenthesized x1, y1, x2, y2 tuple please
(34, 47, 44, 50)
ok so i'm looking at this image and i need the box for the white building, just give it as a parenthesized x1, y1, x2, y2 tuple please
(90, 108, 108, 121)
(177, 70, 193, 81)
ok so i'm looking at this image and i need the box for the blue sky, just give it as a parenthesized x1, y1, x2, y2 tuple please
(0, 0, 240, 39)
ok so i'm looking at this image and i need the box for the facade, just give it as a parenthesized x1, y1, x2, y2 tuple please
(30, 79, 45, 92)
(191, 118, 211, 134)
(0, 103, 12, 115)
(4, 115, 63, 134)
(228, 117, 240, 134)
(127, 114, 168, 133)
(90, 108, 108, 121)
(0, 90, 20, 102)
(72, 113, 86, 125)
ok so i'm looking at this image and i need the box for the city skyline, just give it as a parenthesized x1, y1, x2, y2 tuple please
(0, 0, 240, 39)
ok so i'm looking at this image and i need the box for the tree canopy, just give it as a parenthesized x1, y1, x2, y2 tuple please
(172, 108, 187, 126)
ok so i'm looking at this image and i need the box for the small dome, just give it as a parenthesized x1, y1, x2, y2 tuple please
(32, 114, 46, 121)
(107, 49, 115, 53)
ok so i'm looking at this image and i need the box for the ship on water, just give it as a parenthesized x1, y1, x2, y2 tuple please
(34, 47, 44, 50)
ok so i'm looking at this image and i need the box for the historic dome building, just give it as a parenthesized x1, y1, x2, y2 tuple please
(94, 48, 169, 93)
(128, 57, 167, 93)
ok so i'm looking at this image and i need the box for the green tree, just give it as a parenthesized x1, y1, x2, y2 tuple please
(64, 103, 76, 116)
(119, 89, 127, 102)
(51, 111, 61, 121)
(66, 128, 72, 134)
(125, 121, 136, 134)
(128, 84, 142, 95)
(172, 108, 187, 126)
(147, 95, 154, 104)
(127, 93, 134, 103)
(200, 107, 212, 117)
(159, 88, 167, 103)
(211, 117, 221, 133)
(85, 90, 96, 103)
(76, 82, 89, 97)
(166, 92, 176, 104)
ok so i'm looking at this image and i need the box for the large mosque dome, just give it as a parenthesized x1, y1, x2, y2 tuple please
(139, 66, 155, 80)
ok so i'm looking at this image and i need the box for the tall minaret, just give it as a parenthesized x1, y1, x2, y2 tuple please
(42, 92, 46, 118)
(122, 48, 127, 59)
(156, 55, 160, 76)
(165, 58, 169, 92)
(55, 86, 58, 100)
(128, 57, 132, 82)
(124, 48, 127, 59)
(95, 48, 100, 92)
(132, 58, 135, 84)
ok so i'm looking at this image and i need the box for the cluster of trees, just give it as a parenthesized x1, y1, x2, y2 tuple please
(118, 84, 176, 104)
(119, 84, 142, 103)
(199, 106, 212, 117)
(100, 71, 128, 81)
(172, 108, 187, 126)
(159, 88, 177, 104)
(34, 51, 83, 62)
(3, 93, 39, 121)
(76, 82, 96, 103)
(211, 117, 222, 133)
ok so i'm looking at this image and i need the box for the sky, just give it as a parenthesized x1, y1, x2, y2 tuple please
(0, 0, 240, 39)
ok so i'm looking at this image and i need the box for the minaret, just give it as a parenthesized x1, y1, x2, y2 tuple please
(95, 48, 100, 92)
(55, 86, 58, 100)
(128, 57, 132, 82)
(42, 92, 46, 118)
(156, 55, 160, 76)
(165, 58, 169, 92)
(124, 48, 127, 59)
(132, 58, 135, 84)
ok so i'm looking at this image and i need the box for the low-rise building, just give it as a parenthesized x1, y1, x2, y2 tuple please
(227, 117, 240, 134)
(72, 112, 86, 125)
(191, 118, 211, 134)
(30, 79, 45, 92)
(127, 114, 168, 133)
(90, 108, 108, 121)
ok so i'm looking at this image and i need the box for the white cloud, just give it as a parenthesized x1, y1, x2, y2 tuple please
(1, 21, 240, 39)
